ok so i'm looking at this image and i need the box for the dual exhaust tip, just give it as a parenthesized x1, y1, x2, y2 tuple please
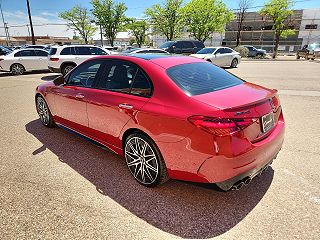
(231, 165, 270, 190)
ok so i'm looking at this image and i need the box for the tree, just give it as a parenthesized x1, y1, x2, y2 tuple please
(91, 0, 127, 46)
(235, 0, 252, 46)
(59, 6, 97, 44)
(128, 19, 148, 47)
(145, 0, 183, 41)
(260, 0, 295, 58)
(181, 0, 234, 43)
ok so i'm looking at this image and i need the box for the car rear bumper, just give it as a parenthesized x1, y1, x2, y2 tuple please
(48, 66, 61, 73)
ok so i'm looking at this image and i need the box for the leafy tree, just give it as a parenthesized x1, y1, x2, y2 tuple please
(91, 0, 127, 46)
(59, 6, 97, 44)
(181, 0, 234, 43)
(260, 0, 295, 58)
(235, 0, 252, 46)
(145, 0, 183, 41)
(128, 19, 148, 48)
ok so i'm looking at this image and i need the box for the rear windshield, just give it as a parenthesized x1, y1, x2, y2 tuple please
(48, 47, 57, 55)
(166, 62, 243, 96)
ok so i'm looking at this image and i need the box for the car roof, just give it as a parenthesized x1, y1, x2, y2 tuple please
(91, 54, 204, 69)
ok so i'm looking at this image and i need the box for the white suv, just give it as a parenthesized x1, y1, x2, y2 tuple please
(48, 45, 109, 75)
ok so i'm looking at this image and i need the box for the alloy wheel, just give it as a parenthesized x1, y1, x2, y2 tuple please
(37, 97, 50, 126)
(63, 65, 74, 75)
(125, 136, 159, 185)
(11, 64, 24, 75)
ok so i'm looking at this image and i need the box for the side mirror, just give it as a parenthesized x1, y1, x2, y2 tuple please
(53, 75, 65, 85)
(172, 45, 176, 49)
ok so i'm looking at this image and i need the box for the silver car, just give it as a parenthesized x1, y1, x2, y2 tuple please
(190, 47, 241, 68)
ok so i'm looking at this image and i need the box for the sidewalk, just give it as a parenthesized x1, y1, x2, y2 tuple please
(242, 55, 320, 62)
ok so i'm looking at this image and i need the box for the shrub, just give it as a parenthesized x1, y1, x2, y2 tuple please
(234, 46, 249, 57)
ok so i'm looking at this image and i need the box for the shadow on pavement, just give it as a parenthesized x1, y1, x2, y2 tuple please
(41, 74, 61, 81)
(0, 70, 50, 77)
(26, 119, 273, 239)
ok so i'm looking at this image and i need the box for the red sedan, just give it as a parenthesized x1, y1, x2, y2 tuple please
(35, 55, 285, 191)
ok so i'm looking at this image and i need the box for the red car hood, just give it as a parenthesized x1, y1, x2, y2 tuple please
(192, 82, 277, 116)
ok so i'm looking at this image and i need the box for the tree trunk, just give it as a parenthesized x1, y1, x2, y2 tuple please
(273, 32, 280, 59)
(236, 29, 241, 47)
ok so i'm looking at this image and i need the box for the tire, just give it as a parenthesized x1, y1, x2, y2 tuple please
(230, 58, 238, 68)
(61, 64, 76, 76)
(124, 133, 169, 187)
(206, 59, 212, 63)
(296, 54, 300, 59)
(11, 63, 25, 75)
(36, 96, 56, 128)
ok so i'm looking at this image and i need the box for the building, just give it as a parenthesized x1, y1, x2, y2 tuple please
(0, 36, 80, 46)
(223, 9, 320, 53)
(298, 9, 320, 46)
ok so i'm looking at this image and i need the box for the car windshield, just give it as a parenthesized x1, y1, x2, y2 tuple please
(159, 42, 174, 48)
(196, 48, 216, 54)
(167, 62, 243, 96)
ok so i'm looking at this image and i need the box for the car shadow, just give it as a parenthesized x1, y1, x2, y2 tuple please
(25, 119, 274, 239)
(41, 74, 61, 81)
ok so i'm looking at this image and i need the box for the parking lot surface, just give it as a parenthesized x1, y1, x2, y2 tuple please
(1, 61, 319, 240)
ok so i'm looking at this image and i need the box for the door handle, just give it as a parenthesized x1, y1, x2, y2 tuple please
(75, 93, 85, 99)
(118, 103, 133, 109)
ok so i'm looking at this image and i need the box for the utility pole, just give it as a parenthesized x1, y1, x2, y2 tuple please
(26, 0, 35, 44)
(0, 1, 9, 46)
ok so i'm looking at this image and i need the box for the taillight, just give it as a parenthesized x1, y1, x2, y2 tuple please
(188, 115, 257, 136)
(271, 94, 280, 111)
(49, 57, 59, 61)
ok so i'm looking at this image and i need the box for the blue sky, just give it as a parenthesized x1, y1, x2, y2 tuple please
(1, 0, 320, 38)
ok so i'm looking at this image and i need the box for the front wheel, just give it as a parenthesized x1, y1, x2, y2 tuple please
(124, 133, 169, 187)
(230, 58, 238, 68)
(36, 96, 56, 128)
(11, 63, 25, 75)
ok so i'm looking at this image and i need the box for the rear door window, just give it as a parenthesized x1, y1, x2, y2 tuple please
(131, 69, 152, 97)
(183, 41, 194, 48)
(88, 47, 108, 55)
(35, 50, 48, 56)
(166, 62, 243, 96)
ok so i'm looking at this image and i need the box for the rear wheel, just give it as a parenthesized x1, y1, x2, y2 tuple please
(11, 63, 25, 75)
(124, 133, 169, 187)
(61, 64, 76, 76)
(230, 58, 238, 68)
(36, 96, 55, 128)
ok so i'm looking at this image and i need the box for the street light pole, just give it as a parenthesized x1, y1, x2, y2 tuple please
(0, 1, 9, 46)
(26, 0, 35, 45)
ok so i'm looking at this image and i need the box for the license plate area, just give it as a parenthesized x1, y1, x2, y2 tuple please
(261, 112, 274, 133)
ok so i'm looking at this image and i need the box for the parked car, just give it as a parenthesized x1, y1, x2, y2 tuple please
(102, 46, 119, 55)
(122, 48, 169, 55)
(48, 45, 109, 75)
(159, 40, 205, 54)
(0, 46, 12, 56)
(243, 45, 267, 57)
(0, 48, 48, 75)
(296, 43, 320, 60)
(190, 47, 241, 68)
(35, 54, 285, 191)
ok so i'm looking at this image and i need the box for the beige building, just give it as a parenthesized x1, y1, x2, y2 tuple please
(0, 36, 80, 46)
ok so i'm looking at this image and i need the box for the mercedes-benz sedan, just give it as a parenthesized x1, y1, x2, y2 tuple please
(35, 55, 285, 191)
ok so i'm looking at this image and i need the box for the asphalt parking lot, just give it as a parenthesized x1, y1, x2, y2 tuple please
(1, 61, 319, 240)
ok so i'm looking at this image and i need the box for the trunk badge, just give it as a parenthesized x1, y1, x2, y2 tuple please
(234, 110, 251, 116)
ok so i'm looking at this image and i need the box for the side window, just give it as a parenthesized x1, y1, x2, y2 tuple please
(150, 50, 166, 54)
(14, 51, 21, 57)
(89, 47, 108, 55)
(175, 42, 183, 49)
(215, 48, 224, 54)
(224, 48, 233, 54)
(19, 50, 36, 57)
(131, 69, 152, 97)
(97, 60, 136, 93)
(75, 47, 91, 55)
(66, 60, 103, 87)
(183, 41, 194, 48)
(194, 41, 205, 48)
(60, 47, 73, 55)
(35, 50, 48, 56)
